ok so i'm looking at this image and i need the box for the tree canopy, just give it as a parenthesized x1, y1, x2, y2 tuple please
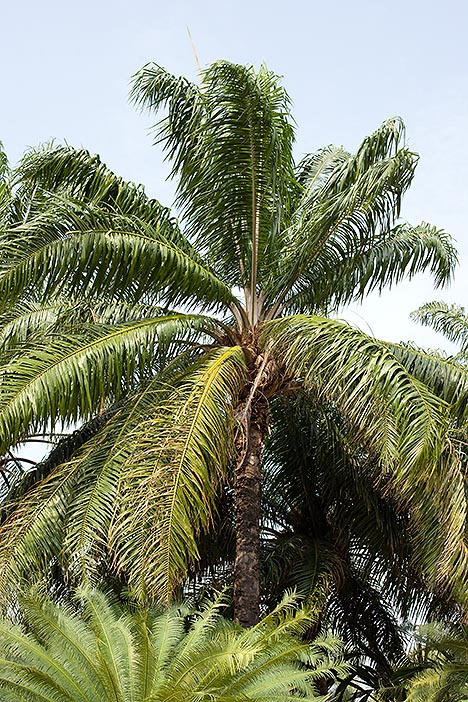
(0, 62, 466, 639)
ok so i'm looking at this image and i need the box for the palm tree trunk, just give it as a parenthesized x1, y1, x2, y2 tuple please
(233, 400, 268, 628)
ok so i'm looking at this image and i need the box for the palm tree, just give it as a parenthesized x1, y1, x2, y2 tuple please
(0, 62, 467, 628)
(0, 587, 348, 702)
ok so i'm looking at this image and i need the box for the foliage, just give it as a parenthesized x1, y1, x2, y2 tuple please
(0, 61, 466, 640)
(0, 587, 348, 702)
(412, 301, 468, 364)
(372, 622, 468, 702)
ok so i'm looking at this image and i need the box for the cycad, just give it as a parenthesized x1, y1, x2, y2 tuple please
(0, 588, 348, 702)
(0, 61, 466, 628)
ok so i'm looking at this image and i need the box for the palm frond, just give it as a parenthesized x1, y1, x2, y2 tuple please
(0, 295, 182, 357)
(0, 313, 208, 452)
(395, 623, 468, 702)
(109, 346, 247, 602)
(287, 222, 456, 313)
(384, 341, 468, 419)
(0, 347, 247, 603)
(264, 119, 455, 315)
(16, 145, 181, 237)
(262, 315, 467, 592)
(0, 202, 238, 313)
(131, 61, 296, 309)
(294, 146, 351, 189)
(411, 301, 468, 353)
(262, 392, 431, 662)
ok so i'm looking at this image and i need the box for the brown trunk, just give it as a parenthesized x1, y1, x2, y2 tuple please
(233, 399, 268, 628)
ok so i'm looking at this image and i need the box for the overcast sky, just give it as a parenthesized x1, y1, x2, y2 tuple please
(2, 0, 467, 351)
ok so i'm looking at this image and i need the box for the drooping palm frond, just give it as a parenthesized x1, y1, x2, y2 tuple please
(0, 294, 187, 357)
(0, 298, 75, 351)
(262, 315, 467, 595)
(0, 412, 111, 523)
(0, 144, 13, 226)
(412, 301, 468, 355)
(0, 347, 247, 604)
(0, 202, 240, 314)
(0, 587, 349, 702)
(263, 315, 449, 464)
(294, 145, 351, 190)
(108, 346, 248, 602)
(16, 144, 183, 233)
(261, 393, 434, 666)
(384, 341, 468, 424)
(0, 313, 211, 452)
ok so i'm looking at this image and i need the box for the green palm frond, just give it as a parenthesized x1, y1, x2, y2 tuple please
(262, 393, 431, 663)
(262, 315, 467, 592)
(0, 347, 247, 602)
(109, 346, 247, 602)
(0, 203, 238, 313)
(0, 313, 209, 451)
(16, 145, 180, 231)
(0, 298, 68, 351)
(0, 142, 9, 179)
(265, 119, 433, 314)
(131, 61, 296, 308)
(0, 144, 17, 229)
(263, 315, 449, 464)
(384, 341, 468, 417)
(0, 587, 348, 702)
(295, 146, 351, 190)
(412, 301, 468, 354)
(0, 295, 182, 356)
(297, 222, 456, 313)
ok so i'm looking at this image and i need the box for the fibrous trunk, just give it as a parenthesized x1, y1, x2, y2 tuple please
(233, 398, 268, 628)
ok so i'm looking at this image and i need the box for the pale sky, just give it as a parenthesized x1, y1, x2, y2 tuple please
(2, 0, 467, 351)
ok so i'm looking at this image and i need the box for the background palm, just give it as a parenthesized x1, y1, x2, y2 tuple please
(412, 301, 468, 365)
(0, 61, 466, 629)
(0, 587, 348, 702)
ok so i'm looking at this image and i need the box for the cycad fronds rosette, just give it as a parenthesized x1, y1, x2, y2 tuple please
(0, 588, 348, 702)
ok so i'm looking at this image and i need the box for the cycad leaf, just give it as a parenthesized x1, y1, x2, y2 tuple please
(0, 587, 347, 702)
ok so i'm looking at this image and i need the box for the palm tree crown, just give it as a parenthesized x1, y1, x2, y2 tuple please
(0, 61, 466, 630)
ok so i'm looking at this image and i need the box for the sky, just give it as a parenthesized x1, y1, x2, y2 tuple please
(2, 0, 467, 351)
